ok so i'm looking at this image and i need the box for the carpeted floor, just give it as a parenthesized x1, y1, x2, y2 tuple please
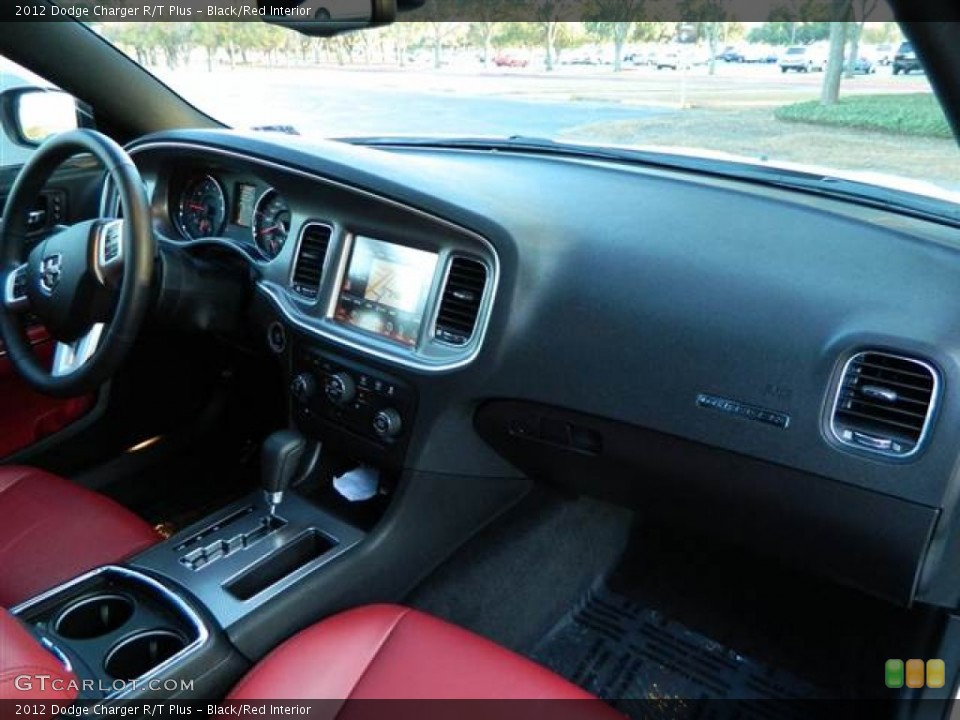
(407, 486, 634, 654)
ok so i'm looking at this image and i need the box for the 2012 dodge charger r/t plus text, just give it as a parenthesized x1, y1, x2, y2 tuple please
(1, 3, 960, 718)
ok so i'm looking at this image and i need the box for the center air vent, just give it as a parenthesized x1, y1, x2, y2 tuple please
(434, 256, 488, 346)
(290, 223, 332, 299)
(830, 351, 938, 458)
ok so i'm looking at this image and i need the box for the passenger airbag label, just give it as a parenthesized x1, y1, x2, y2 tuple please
(696, 394, 790, 429)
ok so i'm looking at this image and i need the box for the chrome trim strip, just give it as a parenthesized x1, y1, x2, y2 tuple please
(324, 230, 354, 319)
(124, 140, 500, 374)
(828, 350, 941, 460)
(10, 565, 209, 701)
(428, 252, 493, 348)
(3, 263, 29, 312)
(39, 637, 73, 674)
(52, 323, 105, 377)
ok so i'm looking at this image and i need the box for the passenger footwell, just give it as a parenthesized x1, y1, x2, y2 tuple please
(532, 581, 823, 715)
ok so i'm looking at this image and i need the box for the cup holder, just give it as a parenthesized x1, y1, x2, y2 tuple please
(104, 630, 187, 681)
(54, 594, 135, 640)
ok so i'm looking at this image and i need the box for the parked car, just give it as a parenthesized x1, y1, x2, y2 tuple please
(740, 44, 778, 63)
(719, 46, 744, 62)
(779, 45, 827, 72)
(851, 55, 876, 74)
(874, 42, 895, 65)
(492, 53, 529, 68)
(654, 48, 680, 70)
(893, 41, 922, 74)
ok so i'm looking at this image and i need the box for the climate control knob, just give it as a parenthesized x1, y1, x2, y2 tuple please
(373, 408, 403, 438)
(290, 373, 317, 404)
(325, 372, 356, 405)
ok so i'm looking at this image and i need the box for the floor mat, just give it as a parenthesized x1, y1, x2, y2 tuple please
(407, 488, 633, 654)
(533, 581, 824, 716)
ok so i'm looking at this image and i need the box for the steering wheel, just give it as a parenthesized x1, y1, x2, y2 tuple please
(0, 130, 154, 397)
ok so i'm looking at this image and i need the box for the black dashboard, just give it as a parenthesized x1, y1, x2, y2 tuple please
(112, 141, 498, 374)
(112, 128, 960, 611)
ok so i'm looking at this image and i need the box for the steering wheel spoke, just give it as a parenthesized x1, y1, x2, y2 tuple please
(3, 263, 30, 312)
(52, 323, 105, 377)
(95, 219, 124, 285)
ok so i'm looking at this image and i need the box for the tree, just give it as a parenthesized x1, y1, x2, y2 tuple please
(584, 22, 633, 71)
(193, 23, 233, 71)
(535, 1, 579, 70)
(861, 21, 900, 44)
(495, 22, 542, 49)
(584, 0, 647, 71)
(408, 0, 463, 68)
(460, 0, 516, 67)
(843, 0, 880, 78)
(633, 22, 673, 43)
(820, 4, 852, 105)
(674, 1, 728, 74)
(467, 22, 500, 66)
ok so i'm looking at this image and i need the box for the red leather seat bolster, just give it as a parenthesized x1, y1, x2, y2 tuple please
(0, 608, 77, 701)
(0, 466, 160, 607)
(229, 604, 615, 703)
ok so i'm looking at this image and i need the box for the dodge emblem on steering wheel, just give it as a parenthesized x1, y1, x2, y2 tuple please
(40, 254, 63, 293)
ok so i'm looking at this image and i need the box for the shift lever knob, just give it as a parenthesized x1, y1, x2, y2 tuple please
(262, 429, 306, 513)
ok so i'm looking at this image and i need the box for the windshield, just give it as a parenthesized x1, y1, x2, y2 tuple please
(90, 19, 959, 201)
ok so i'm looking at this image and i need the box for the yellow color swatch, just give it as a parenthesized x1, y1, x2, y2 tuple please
(905, 659, 925, 688)
(926, 659, 945, 689)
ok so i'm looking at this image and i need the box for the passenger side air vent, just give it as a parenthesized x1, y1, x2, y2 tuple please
(434, 257, 488, 346)
(290, 223, 331, 299)
(830, 351, 938, 458)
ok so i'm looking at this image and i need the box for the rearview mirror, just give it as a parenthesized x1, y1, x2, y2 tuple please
(259, 0, 396, 35)
(0, 88, 80, 146)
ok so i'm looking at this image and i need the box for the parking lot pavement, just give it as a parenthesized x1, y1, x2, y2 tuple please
(158, 61, 933, 139)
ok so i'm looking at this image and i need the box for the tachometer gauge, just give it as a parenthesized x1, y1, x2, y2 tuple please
(176, 175, 226, 239)
(252, 189, 291, 259)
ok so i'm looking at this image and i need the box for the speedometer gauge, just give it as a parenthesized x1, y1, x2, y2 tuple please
(252, 189, 291, 259)
(176, 175, 227, 240)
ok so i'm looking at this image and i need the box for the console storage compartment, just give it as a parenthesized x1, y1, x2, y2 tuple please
(225, 529, 336, 601)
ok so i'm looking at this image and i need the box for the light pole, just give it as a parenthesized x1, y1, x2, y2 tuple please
(677, 24, 697, 110)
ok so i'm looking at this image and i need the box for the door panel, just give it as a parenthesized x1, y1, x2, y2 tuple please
(0, 325, 94, 458)
(0, 164, 105, 458)
(0, 55, 103, 458)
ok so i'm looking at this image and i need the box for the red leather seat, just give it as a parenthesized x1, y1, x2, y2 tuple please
(0, 608, 78, 701)
(229, 604, 618, 708)
(0, 466, 160, 606)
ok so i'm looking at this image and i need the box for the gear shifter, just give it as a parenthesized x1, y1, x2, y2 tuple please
(261, 429, 307, 515)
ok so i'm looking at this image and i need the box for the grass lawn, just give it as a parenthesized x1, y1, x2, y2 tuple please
(559, 107, 960, 190)
(774, 94, 953, 139)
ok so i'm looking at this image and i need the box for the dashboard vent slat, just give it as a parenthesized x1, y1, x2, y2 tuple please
(434, 257, 488, 346)
(290, 224, 331, 299)
(830, 351, 938, 459)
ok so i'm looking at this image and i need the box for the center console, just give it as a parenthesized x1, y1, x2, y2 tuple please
(9, 427, 373, 702)
(131, 491, 364, 629)
(11, 566, 239, 699)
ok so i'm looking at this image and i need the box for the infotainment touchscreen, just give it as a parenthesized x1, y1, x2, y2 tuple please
(334, 236, 439, 347)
